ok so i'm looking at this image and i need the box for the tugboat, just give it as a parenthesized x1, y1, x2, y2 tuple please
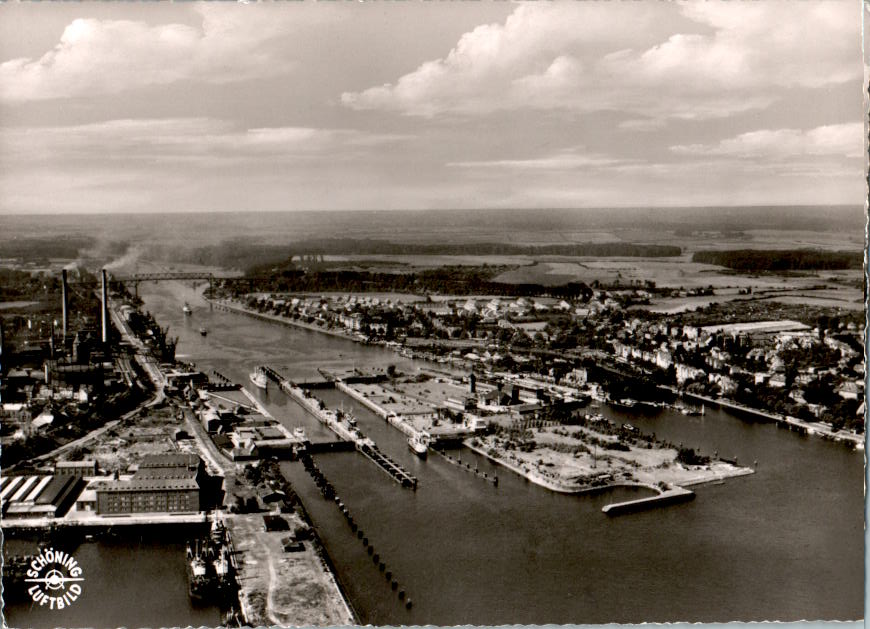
(408, 432, 430, 458)
(183, 303, 192, 316)
(249, 366, 268, 390)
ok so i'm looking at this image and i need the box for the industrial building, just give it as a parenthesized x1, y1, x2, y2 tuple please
(0, 474, 84, 519)
(55, 460, 98, 477)
(93, 453, 204, 515)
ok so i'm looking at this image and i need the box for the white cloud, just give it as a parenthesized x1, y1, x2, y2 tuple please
(0, 5, 310, 103)
(0, 118, 412, 164)
(618, 118, 667, 132)
(670, 123, 864, 159)
(448, 148, 625, 171)
(342, 1, 859, 120)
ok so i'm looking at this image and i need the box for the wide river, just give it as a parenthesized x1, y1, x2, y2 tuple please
(12, 280, 861, 627)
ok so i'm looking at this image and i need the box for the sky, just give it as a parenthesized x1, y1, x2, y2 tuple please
(0, 1, 864, 215)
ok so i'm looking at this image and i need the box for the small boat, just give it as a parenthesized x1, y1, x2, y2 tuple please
(408, 432, 430, 458)
(680, 406, 703, 416)
(293, 427, 308, 441)
(613, 398, 637, 409)
(183, 303, 192, 316)
(249, 367, 268, 390)
(199, 327, 208, 336)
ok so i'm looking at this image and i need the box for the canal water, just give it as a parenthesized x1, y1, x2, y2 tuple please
(14, 281, 858, 627)
(3, 534, 221, 629)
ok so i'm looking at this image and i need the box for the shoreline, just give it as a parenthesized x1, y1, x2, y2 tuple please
(210, 295, 861, 450)
(209, 297, 358, 341)
(464, 439, 754, 499)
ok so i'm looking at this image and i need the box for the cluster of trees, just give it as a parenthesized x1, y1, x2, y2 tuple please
(233, 265, 595, 300)
(676, 447, 709, 466)
(692, 249, 861, 271)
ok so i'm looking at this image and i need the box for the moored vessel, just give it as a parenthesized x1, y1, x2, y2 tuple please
(186, 541, 212, 602)
(249, 366, 268, 390)
(408, 432, 430, 458)
(187, 518, 236, 604)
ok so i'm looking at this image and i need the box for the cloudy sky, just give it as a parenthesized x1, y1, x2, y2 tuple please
(0, 1, 863, 214)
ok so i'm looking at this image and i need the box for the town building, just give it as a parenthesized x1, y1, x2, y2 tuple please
(93, 453, 204, 515)
(55, 460, 98, 477)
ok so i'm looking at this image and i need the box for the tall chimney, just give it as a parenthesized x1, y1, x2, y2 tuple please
(61, 269, 69, 341)
(101, 269, 108, 344)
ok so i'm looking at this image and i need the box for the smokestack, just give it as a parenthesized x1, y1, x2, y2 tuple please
(101, 269, 108, 345)
(61, 269, 69, 341)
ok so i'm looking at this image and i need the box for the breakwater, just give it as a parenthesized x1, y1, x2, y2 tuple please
(601, 486, 695, 516)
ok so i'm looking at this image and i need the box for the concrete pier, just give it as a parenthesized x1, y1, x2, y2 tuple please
(262, 365, 418, 489)
(601, 486, 695, 516)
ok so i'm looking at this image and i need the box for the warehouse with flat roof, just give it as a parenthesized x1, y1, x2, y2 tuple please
(0, 474, 83, 519)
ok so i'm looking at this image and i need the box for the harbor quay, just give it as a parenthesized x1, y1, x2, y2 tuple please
(225, 513, 355, 627)
(681, 391, 864, 447)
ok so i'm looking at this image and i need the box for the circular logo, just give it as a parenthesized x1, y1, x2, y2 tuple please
(24, 548, 84, 610)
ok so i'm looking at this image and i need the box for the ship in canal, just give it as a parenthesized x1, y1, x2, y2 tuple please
(249, 366, 268, 390)
(186, 541, 211, 602)
(186, 519, 236, 603)
(408, 432, 430, 458)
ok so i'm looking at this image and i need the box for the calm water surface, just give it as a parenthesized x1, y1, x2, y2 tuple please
(3, 535, 221, 629)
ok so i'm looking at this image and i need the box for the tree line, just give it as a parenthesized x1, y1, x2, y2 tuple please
(228, 265, 595, 300)
(692, 249, 861, 271)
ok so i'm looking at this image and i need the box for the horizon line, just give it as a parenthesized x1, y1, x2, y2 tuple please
(0, 203, 862, 219)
